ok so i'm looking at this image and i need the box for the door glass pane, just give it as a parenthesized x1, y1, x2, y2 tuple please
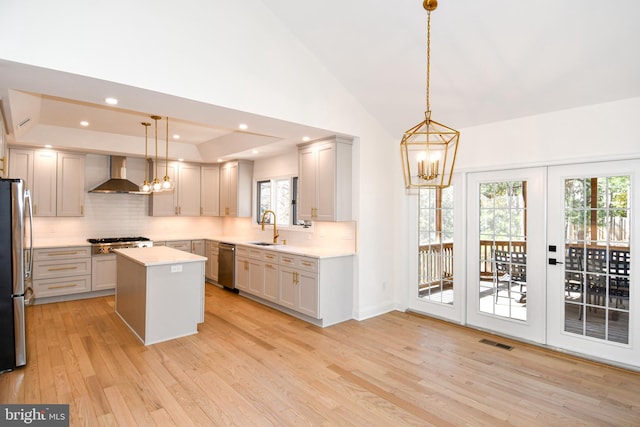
(478, 181, 527, 320)
(418, 186, 454, 304)
(563, 176, 630, 344)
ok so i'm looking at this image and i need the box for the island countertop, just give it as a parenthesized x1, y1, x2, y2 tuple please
(114, 246, 207, 267)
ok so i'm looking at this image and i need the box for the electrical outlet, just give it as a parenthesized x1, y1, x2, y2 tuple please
(170, 265, 183, 273)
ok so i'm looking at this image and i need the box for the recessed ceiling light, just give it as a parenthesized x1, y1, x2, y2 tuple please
(44, 144, 53, 149)
(238, 123, 248, 130)
(80, 121, 89, 127)
(217, 158, 224, 163)
(178, 158, 184, 162)
(302, 136, 311, 142)
(173, 134, 180, 140)
(252, 150, 259, 154)
(105, 97, 118, 105)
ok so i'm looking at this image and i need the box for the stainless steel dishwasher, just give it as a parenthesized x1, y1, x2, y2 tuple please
(218, 243, 236, 291)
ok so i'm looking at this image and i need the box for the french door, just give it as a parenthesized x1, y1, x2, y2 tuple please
(547, 160, 639, 367)
(466, 168, 546, 344)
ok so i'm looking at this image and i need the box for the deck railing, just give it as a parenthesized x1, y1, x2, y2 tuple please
(419, 240, 528, 287)
(418, 242, 454, 289)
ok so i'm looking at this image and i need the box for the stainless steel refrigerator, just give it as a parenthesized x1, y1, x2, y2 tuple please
(0, 178, 33, 372)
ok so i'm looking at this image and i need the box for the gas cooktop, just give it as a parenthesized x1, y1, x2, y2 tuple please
(87, 236, 151, 244)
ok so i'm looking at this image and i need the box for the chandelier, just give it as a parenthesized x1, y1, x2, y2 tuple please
(400, 0, 459, 189)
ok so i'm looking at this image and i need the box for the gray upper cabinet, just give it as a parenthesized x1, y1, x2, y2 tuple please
(298, 136, 352, 222)
(219, 160, 253, 217)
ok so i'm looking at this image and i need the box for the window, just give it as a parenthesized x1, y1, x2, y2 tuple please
(257, 177, 298, 226)
(418, 186, 455, 304)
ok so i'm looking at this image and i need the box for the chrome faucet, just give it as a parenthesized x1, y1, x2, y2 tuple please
(261, 210, 279, 244)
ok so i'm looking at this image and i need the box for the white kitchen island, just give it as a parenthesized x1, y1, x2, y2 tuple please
(114, 246, 206, 345)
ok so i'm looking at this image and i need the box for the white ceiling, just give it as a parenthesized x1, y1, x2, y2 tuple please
(2, 0, 639, 162)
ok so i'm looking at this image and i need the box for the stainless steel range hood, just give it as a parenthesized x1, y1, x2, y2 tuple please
(89, 156, 144, 194)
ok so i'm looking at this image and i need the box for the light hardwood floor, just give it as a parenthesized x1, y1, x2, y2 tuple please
(2, 283, 639, 426)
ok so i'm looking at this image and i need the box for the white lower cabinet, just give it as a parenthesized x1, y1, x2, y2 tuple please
(237, 245, 353, 326)
(263, 257, 279, 303)
(91, 255, 116, 291)
(32, 246, 92, 299)
(205, 240, 219, 283)
(277, 254, 318, 318)
(235, 246, 264, 294)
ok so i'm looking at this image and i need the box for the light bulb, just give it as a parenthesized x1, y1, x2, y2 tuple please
(140, 181, 151, 193)
(152, 180, 162, 192)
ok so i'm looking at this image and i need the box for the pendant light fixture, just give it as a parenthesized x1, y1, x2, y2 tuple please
(150, 115, 163, 192)
(139, 121, 151, 193)
(161, 116, 174, 191)
(400, 0, 460, 189)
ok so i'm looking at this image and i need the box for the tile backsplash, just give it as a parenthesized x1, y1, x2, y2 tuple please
(33, 191, 356, 252)
(33, 192, 221, 241)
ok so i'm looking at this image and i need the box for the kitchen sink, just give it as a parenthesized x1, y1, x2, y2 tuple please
(248, 241, 276, 246)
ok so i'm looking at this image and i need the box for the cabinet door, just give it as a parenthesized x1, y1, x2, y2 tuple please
(211, 248, 219, 283)
(221, 162, 239, 216)
(8, 148, 34, 190)
(205, 241, 213, 280)
(236, 256, 250, 291)
(178, 163, 201, 216)
(32, 150, 57, 217)
(297, 270, 319, 318)
(92, 256, 116, 291)
(248, 259, 265, 296)
(149, 161, 178, 216)
(191, 240, 205, 256)
(298, 147, 317, 221)
(315, 143, 336, 221)
(201, 166, 220, 216)
(263, 262, 278, 302)
(57, 152, 85, 216)
(278, 266, 297, 310)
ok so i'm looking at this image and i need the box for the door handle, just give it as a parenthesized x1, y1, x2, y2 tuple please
(548, 258, 564, 265)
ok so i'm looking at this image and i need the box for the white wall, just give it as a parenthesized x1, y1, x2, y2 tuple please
(456, 98, 640, 171)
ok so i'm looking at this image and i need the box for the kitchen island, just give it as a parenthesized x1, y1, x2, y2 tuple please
(114, 246, 206, 345)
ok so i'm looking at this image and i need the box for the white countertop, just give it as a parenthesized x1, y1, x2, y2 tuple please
(31, 238, 91, 249)
(234, 242, 355, 258)
(30, 235, 355, 259)
(114, 246, 207, 267)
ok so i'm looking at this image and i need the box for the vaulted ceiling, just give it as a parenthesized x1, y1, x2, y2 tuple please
(1, 0, 639, 161)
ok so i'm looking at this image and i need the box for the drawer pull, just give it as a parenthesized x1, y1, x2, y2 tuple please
(47, 266, 78, 272)
(265, 255, 274, 259)
(302, 262, 313, 267)
(282, 257, 293, 262)
(47, 251, 79, 256)
(48, 283, 78, 290)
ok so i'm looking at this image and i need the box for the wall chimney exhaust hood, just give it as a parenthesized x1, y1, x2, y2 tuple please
(89, 156, 145, 194)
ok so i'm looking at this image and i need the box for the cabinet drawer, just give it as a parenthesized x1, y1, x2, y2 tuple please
(33, 258, 92, 280)
(298, 257, 318, 273)
(277, 254, 318, 273)
(33, 246, 91, 261)
(248, 247, 263, 260)
(165, 240, 191, 252)
(262, 251, 278, 262)
(33, 274, 92, 298)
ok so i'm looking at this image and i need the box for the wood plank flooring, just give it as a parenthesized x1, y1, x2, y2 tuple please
(2, 283, 639, 426)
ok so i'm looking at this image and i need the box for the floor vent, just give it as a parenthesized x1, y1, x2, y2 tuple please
(479, 338, 513, 351)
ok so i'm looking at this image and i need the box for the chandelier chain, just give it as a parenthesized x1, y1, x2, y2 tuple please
(426, 10, 431, 116)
